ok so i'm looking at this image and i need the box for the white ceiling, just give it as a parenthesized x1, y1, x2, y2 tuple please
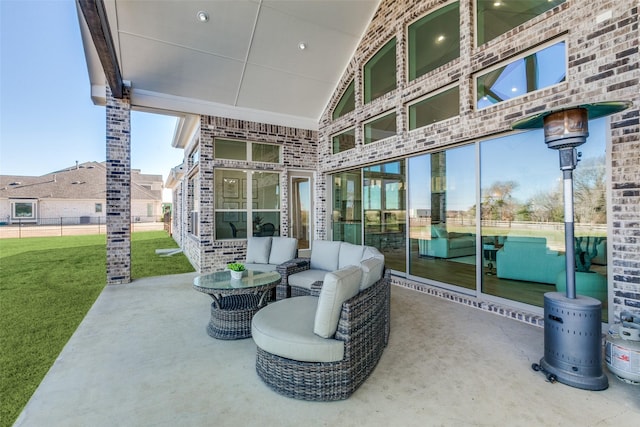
(79, 0, 381, 130)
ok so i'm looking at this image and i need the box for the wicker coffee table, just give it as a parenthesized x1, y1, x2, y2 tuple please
(193, 270, 281, 340)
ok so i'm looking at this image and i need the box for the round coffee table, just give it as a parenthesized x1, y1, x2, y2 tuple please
(193, 270, 281, 340)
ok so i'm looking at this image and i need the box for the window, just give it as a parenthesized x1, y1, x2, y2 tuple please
(408, 2, 460, 81)
(215, 169, 281, 240)
(214, 138, 281, 163)
(332, 128, 356, 154)
(188, 145, 200, 169)
(363, 161, 406, 272)
(11, 200, 36, 221)
(409, 86, 460, 130)
(95, 203, 102, 213)
(477, 0, 565, 45)
(332, 80, 355, 120)
(476, 41, 566, 109)
(364, 112, 396, 144)
(479, 118, 607, 320)
(364, 38, 396, 104)
(188, 174, 200, 236)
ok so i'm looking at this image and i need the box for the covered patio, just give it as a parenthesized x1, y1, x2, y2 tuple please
(14, 275, 639, 426)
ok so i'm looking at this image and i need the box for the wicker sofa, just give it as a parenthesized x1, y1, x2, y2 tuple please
(275, 240, 384, 300)
(251, 265, 391, 401)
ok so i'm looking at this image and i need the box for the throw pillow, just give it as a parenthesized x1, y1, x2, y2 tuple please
(314, 265, 362, 338)
(246, 237, 272, 264)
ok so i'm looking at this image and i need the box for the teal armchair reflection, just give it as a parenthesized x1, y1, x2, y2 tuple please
(496, 236, 565, 285)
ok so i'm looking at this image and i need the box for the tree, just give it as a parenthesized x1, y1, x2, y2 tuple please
(482, 180, 518, 221)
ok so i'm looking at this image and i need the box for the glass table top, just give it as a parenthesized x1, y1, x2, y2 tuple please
(193, 270, 281, 291)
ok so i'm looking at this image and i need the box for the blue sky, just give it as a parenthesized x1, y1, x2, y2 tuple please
(0, 0, 183, 201)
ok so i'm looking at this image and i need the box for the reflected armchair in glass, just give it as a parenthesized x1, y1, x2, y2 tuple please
(258, 222, 275, 237)
(230, 222, 238, 238)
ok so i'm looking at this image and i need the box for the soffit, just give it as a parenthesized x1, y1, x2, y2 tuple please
(83, 0, 381, 130)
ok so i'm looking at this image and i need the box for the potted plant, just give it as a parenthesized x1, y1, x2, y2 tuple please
(227, 262, 245, 280)
(254, 215, 263, 232)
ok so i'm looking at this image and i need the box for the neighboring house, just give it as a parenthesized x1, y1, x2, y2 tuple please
(78, 0, 638, 326)
(0, 161, 163, 224)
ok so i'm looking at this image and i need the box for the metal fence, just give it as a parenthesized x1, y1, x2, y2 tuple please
(0, 216, 165, 239)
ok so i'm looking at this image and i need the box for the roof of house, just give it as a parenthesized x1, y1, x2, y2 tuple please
(0, 161, 162, 201)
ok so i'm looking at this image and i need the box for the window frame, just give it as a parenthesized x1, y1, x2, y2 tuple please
(363, 110, 397, 145)
(11, 199, 37, 222)
(407, 1, 460, 82)
(475, 0, 566, 47)
(363, 37, 397, 104)
(407, 84, 460, 130)
(474, 39, 567, 110)
(214, 168, 282, 240)
(332, 79, 356, 120)
(331, 127, 357, 154)
(214, 137, 282, 164)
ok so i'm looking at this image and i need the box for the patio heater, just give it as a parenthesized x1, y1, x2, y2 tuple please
(512, 100, 631, 391)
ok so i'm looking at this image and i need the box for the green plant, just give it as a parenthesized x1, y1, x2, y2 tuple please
(227, 262, 245, 272)
(253, 215, 263, 226)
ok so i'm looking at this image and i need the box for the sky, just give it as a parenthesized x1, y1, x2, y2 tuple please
(0, 0, 184, 202)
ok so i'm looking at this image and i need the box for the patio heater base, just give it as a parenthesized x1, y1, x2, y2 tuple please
(534, 292, 608, 391)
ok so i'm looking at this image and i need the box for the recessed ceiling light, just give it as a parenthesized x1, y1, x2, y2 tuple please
(436, 35, 445, 43)
(298, 42, 307, 50)
(196, 11, 209, 22)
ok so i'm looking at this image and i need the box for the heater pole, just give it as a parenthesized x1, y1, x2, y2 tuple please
(563, 168, 576, 299)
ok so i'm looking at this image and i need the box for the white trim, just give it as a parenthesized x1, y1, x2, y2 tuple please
(131, 89, 319, 131)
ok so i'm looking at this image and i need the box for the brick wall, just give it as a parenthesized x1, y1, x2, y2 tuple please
(105, 85, 132, 285)
(318, 0, 639, 323)
(193, 116, 318, 272)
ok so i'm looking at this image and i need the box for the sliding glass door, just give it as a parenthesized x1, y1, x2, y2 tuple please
(363, 160, 406, 272)
(407, 146, 476, 289)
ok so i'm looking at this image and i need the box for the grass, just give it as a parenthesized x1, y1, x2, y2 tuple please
(0, 231, 194, 427)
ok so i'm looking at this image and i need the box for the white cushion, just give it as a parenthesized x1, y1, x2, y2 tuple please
(338, 242, 365, 269)
(362, 245, 384, 262)
(252, 296, 344, 363)
(314, 265, 362, 338)
(360, 257, 384, 290)
(310, 240, 340, 271)
(246, 237, 272, 264)
(268, 237, 298, 265)
(287, 269, 327, 290)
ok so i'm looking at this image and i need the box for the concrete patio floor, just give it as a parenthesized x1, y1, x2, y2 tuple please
(14, 273, 639, 427)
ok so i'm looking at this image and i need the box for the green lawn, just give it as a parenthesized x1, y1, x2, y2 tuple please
(0, 231, 194, 427)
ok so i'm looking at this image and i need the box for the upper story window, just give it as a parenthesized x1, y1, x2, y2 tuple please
(332, 128, 356, 154)
(188, 144, 199, 170)
(214, 138, 281, 163)
(477, 0, 565, 45)
(409, 85, 460, 130)
(364, 38, 396, 104)
(476, 41, 566, 109)
(408, 2, 460, 81)
(332, 80, 355, 120)
(364, 112, 396, 144)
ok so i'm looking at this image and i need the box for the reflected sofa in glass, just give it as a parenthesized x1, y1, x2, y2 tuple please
(496, 236, 565, 284)
(418, 224, 476, 258)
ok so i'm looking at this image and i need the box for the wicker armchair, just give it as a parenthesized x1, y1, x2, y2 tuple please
(254, 269, 391, 401)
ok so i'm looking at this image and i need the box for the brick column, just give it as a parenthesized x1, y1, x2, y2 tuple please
(106, 85, 131, 284)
